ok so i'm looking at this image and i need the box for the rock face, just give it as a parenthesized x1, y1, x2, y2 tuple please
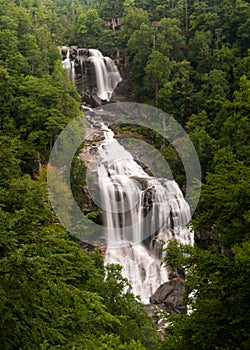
(150, 278, 187, 314)
(195, 227, 216, 250)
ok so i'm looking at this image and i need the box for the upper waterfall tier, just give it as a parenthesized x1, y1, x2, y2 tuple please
(60, 47, 122, 103)
(89, 49, 122, 101)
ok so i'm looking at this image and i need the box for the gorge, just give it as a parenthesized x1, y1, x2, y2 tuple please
(61, 47, 194, 306)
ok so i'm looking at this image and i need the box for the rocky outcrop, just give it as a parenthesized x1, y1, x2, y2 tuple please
(195, 227, 216, 250)
(150, 278, 187, 314)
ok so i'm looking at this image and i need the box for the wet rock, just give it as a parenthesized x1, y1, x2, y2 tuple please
(85, 130, 105, 143)
(134, 158, 154, 176)
(150, 278, 187, 314)
(79, 240, 96, 252)
(129, 175, 151, 188)
(82, 185, 99, 212)
(108, 123, 119, 135)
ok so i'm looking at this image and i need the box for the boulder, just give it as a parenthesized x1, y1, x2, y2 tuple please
(150, 278, 187, 314)
(85, 130, 105, 143)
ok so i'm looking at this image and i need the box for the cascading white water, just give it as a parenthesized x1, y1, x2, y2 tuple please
(60, 47, 122, 101)
(60, 47, 193, 304)
(62, 49, 75, 82)
(89, 49, 122, 101)
(97, 123, 193, 303)
(62, 49, 71, 69)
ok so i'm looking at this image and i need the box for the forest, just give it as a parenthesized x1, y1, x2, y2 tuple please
(0, 0, 249, 349)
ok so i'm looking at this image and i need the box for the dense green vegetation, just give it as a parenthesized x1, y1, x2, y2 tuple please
(0, 0, 249, 349)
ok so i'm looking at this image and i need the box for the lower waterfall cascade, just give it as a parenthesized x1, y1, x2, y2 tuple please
(95, 121, 193, 304)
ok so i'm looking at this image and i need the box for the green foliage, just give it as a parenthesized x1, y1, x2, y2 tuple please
(0, 137, 21, 185)
(91, 264, 160, 349)
(163, 239, 186, 275)
(0, 229, 119, 348)
(157, 59, 195, 123)
(13, 71, 80, 171)
(186, 110, 215, 178)
(193, 153, 250, 247)
(98, 0, 124, 20)
(162, 241, 250, 349)
(76, 9, 106, 48)
(70, 154, 87, 209)
(95, 334, 146, 349)
(155, 17, 185, 60)
(145, 50, 172, 101)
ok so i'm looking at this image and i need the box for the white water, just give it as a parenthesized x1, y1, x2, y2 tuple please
(61, 48, 122, 101)
(60, 47, 193, 303)
(89, 49, 122, 101)
(97, 123, 193, 303)
(62, 49, 75, 82)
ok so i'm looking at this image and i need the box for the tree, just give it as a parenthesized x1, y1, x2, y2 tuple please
(189, 1, 220, 36)
(186, 110, 215, 177)
(98, 0, 124, 20)
(92, 264, 160, 350)
(157, 60, 195, 124)
(0, 67, 17, 133)
(192, 150, 250, 248)
(216, 74, 250, 163)
(212, 45, 234, 80)
(10, 62, 80, 171)
(0, 171, 159, 349)
(76, 8, 113, 51)
(19, 33, 43, 76)
(126, 22, 154, 98)
(155, 17, 185, 60)
(0, 29, 27, 72)
(233, 0, 250, 53)
(0, 136, 21, 186)
(201, 69, 230, 101)
(117, 7, 151, 49)
(145, 50, 172, 102)
(188, 30, 213, 73)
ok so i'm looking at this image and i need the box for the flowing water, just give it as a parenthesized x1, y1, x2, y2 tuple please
(89, 49, 122, 101)
(61, 48, 193, 303)
(62, 49, 75, 82)
(96, 122, 193, 303)
(61, 48, 122, 101)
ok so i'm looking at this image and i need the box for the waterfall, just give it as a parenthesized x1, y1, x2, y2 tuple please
(60, 47, 122, 102)
(62, 49, 71, 69)
(96, 122, 193, 303)
(89, 49, 122, 101)
(62, 49, 75, 82)
(60, 46, 194, 304)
